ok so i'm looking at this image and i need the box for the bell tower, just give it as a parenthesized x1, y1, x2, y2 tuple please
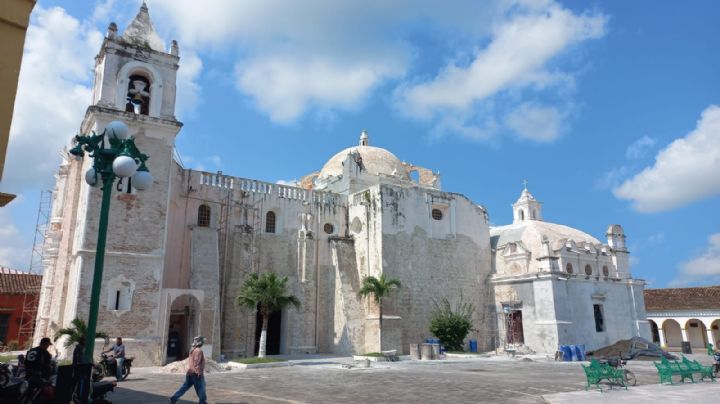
(36, 2, 184, 364)
(512, 184, 542, 224)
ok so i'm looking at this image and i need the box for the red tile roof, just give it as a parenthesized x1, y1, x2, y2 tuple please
(0, 267, 42, 294)
(644, 286, 720, 311)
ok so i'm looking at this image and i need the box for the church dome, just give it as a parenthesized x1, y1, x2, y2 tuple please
(318, 131, 409, 180)
(491, 220, 601, 251)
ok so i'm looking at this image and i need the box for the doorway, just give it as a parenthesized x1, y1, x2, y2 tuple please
(254, 307, 281, 356)
(505, 310, 524, 345)
(167, 294, 200, 362)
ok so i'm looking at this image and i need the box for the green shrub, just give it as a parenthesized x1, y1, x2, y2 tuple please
(6, 340, 19, 351)
(429, 297, 474, 352)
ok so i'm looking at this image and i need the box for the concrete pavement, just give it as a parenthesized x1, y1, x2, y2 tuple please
(107, 354, 718, 403)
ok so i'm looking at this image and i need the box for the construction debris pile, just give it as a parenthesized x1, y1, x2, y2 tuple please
(159, 358, 232, 374)
(587, 337, 676, 360)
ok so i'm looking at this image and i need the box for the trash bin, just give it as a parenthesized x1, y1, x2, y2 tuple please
(469, 339, 478, 353)
(564, 344, 577, 361)
(409, 344, 421, 360)
(431, 343, 441, 358)
(560, 345, 573, 362)
(682, 341, 692, 354)
(420, 343, 434, 360)
(574, 344, 586, 361)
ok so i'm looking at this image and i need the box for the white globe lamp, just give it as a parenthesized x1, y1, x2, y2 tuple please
(85, 167, 99, 187)
(132, 170, 153, 191)
(112, 155, 138, 178)
(106, 121, 130, 140)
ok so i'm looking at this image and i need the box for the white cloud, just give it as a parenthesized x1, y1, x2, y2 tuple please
(4, 6, 102, 191)
(236, 55, 405, 123)
(625, 135, 655, 159)
(0, 195, 31, 270)
(393, 1, 606, 140)
(670, 233, 720, 286)
(504, 103, 563, 142)
(614, 105, 720, 212)
(595, 165, 630, 190)
(175, 50, 203, 118)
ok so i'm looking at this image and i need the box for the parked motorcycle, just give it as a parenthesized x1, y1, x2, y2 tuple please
(90, 380, 117, 404)
(599, 355, 637, 386)
(94, 353, 133, 382)
(0, 362, 29, 404)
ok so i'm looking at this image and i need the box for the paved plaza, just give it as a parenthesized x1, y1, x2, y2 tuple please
(108, 355, 720, 403)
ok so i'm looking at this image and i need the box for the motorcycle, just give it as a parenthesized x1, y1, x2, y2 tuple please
(89, 380, 117, 404)
(0, 362, 29, 404)
(599, 355, 637, 386)
(94, 354, 133, 382)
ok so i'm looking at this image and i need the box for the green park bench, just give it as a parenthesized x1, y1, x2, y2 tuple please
(681, 355, 716, 382)
(581, 358, 627, 391)
(654, 356, 696, 384)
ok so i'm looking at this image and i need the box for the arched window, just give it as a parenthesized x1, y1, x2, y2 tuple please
(585, 264, 593, 276)
(531, 210, 537, 220)
(519, 209, 525, 221)
(566, 262, 573, 274)
(197, 204, 211, 227)
(602, 266, 609, 277)
(266, 211, 276, 233)
(125, 74, 151, 115)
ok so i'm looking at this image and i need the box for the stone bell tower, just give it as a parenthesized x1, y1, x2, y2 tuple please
(35, 2, 183, 365)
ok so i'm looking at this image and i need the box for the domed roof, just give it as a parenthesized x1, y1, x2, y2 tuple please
(490, 220, 601, 250)
(318, 131, 409, 180)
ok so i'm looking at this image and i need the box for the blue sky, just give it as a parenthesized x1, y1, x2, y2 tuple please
(1, 0, 719, 287)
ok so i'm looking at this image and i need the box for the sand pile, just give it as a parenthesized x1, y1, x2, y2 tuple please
(160, 359, 232, 374)
(587, 337, 676, 361)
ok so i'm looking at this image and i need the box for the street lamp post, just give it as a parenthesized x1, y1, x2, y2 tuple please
(69, 120, 152, 363)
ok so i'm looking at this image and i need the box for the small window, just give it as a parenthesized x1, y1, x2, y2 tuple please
(266, 211, 276, 233)
(197, 204, 211, 227)
(602, 266, 609, 277)
(585, 264, 592, 276)
(508, 243, 517, 253)
(689, 322, 699, 328)
(594, 304, 605, 332)
(519, 209, 525, 220)
(566, 262, 573, 274)
(431, 209, 443, 220)
(323, 223, 334, 234)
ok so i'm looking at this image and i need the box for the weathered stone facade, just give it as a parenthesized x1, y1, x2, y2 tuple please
(35, 4, 650, 364)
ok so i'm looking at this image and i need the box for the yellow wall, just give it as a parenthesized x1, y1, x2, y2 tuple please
(0, 0, 36, 181)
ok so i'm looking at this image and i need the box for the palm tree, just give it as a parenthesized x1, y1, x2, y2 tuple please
(358, 274, 402, 331)
(54, 318, 109, 349)
(236, 272, 301, 358)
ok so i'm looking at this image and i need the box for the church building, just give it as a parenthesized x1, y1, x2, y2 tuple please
(34, 4, 651, 365)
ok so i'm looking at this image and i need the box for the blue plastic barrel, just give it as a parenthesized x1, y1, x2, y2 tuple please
(560, 345, 573, 361)
(469, 339, 478, 353)
(575, 344, 586, 361)
(569, 345, 579, 361)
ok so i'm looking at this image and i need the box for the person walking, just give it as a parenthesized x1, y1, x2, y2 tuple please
(170, 336, 207, 404)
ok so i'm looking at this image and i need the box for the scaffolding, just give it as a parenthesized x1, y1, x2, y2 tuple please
(17, 190, 52, 345)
